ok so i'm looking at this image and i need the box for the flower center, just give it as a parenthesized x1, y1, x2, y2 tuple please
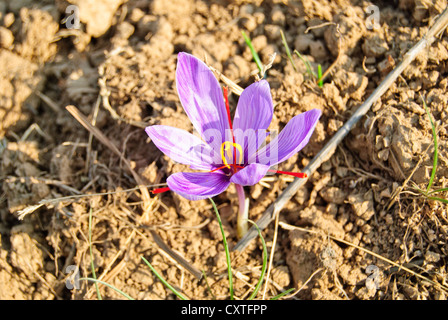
(220, 141, 243, 169)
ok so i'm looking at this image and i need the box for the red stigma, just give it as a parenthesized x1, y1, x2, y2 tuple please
(269, 169, 308, 179)
(151, 187, 170, 194)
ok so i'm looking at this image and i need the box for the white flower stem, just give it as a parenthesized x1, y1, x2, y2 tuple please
(235, 184, 249, 238)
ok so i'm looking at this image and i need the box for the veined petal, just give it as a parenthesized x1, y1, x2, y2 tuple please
(249, 109, 322, 166)
(230, 163, 270, 186)
(146, 125, 216, 171)
(233, 80, 273, 162)
(167, 172, 231, 201)
(176, 52, 229, 152)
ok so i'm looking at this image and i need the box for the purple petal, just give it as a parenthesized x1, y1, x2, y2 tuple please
(167, 172, 231, 200)
(230, 163, 270, 186)
(233, 80, 273, 162)
(146, 125, 218, 171)
(249, 109, 322, 166)
(176, 52, 229, 152)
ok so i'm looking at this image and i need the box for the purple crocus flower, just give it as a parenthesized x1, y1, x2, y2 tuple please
(145, 52, 321, 201)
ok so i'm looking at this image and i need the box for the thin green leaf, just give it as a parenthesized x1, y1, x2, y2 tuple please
(247, 219, 268, 300)
(202, 270, 216, 300)
(423, 98, 438, 192)
(427, 196, 448, 204)
(88, 208, 102, 300)
(270, 288, 295, 300)
(428, 187, 448, 195)
(317, 64, 323, 87)
(141, 256, 188, 300)
(280, 29, 297, 72)
(209, 197, 234, 300)
(293, 49, 317, 79)
(80, 277, 135, 300)
(242, 31, 263, 75)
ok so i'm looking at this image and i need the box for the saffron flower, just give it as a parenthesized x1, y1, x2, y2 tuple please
(146, 52, 321, 236)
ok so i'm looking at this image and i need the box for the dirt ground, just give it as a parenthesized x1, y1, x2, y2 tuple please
(0, 0, 447, 300)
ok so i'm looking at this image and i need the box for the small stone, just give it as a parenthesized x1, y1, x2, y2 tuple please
(319, 187, 347, 205)
(378, 55, 395, 75)
(333, 69, 368, 101)
(327, 119, 343, 134)
(115, 21, 135, 40)
(348, 190, 375, 221)
(68, 0, 125, 38)
(294, 33, 313, 52)
(271, 266, 290, 287)
(239, 15, 257, 32)
(271, 6, 285, 26)
(251, 35, 267, 52)
(362, 35, 389, 58)
(425, 250, 440, 263)
(264, 24, 281, 40)
(309, 40, 328, 60)
(9, 232, 44, 282)
(253, 12, 265, 25)
(260, 44, 280, 64)
(0, 26, 14, 48)
(130, 8, 145, 23)
(239, 4, 254, 15)
(294, 186, 310, 205)
(324, 10, 366, 56)
(3, 12, 15, 28)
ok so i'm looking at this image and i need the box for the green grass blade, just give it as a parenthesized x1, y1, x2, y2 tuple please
(242, 31, 263, 75)
(209, 197, 234, 300)
(247, 220, 268, 300)
(280, 29, 297, 72)
(88, 208, 102, 300)
(427, 196, 448, 204)
(317, 64, 323, 87)
(428, 187, 448, 195)
(270, 288, 295, 300)
(293, 49, 317, 78)
(423, 98, 438, 192)
(202, 270, 216, 300)
(80, 277, 135, 300)
(141, 256, 188, 300)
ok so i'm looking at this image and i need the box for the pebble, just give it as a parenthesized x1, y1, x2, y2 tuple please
(309, 40, 328, 60)
(271, 6, 285, 26)
(264, 24, 281, 40)
(348, 191, 375, 221)
(294, 33, 313, 52)
(362, 35, 389, 58)
(239, 15, 257, 32)
(3, 12, 15, 28)
(425, 250, 441, 263)
(320, 187, 347, 205)
(0, 26, 14, 48)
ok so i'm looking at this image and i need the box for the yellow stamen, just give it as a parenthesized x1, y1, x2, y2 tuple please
(220, 141, 243, 169)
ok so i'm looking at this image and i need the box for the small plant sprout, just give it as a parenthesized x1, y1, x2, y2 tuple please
(317, 64, 324, 87)
(242, 31, 263, 77)
(280, 29, 297, 73)
(293, 49, 318, 80)
(411, 96, 448, 204)
(146, 52, 321, 238)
